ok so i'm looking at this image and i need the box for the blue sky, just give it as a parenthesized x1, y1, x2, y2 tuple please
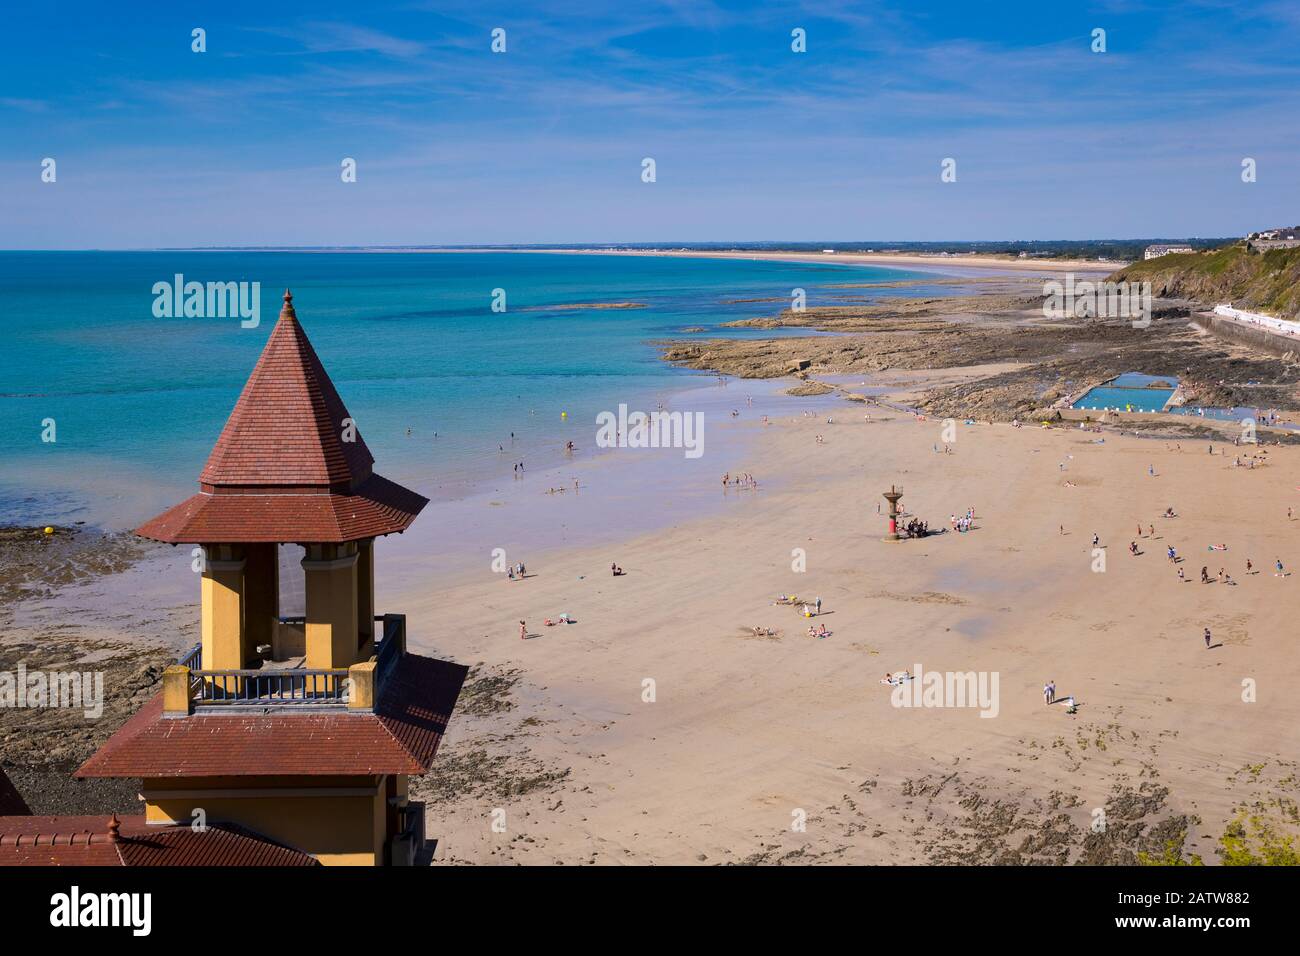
(2, 0, 1298, 247)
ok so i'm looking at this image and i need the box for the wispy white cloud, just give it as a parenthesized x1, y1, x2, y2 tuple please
(0, 97, 48, 113)
(243, 20, 428, 58)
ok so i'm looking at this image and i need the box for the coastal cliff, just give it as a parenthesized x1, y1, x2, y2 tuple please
(1112, 245, 1300, 319)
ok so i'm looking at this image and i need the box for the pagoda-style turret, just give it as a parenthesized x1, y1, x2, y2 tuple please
(136, 290, 426, 673)
(75, 292, 465, 866)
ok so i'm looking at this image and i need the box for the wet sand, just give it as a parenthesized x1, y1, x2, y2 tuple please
(0, 526, 176, 814)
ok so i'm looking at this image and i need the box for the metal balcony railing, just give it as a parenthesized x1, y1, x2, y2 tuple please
(175, 613, 406, 711)
(190, 668, 349, 705)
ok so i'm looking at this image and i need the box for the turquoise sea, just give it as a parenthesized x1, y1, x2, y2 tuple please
(0, 251, 944, 529)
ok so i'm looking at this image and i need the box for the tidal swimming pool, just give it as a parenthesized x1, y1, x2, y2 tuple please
(1073, 372, 1177, 412)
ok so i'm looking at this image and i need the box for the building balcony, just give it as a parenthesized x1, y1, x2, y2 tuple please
(165, 613, 406, 716)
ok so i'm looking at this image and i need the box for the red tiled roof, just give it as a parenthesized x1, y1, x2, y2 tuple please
(0, 815, 318, 866)
(135, 474, 427, 544)
(135, 291, 427, 544)
(75, 653, 467, 779)
(0, 767, 30, 816)
(201, 291, 375, 488)
(117, 823, 320, 866)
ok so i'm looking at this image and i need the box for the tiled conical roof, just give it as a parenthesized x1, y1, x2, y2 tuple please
(136, 291, 427, 544)
(200, 290, 375, 490)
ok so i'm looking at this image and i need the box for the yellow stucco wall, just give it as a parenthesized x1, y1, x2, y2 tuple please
(201, 554, 246, 671)
(302, 549, 359, 670)
(143, 774, 392, 866)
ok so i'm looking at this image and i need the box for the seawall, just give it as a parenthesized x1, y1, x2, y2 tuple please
(1191, 312, 1300, 359)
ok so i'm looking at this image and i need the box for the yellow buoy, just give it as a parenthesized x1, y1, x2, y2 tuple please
(561, 411, 567, 419)
(43, 526, 54, 534)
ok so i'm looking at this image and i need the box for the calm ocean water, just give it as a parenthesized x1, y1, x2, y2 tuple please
(0, 251, 938, 529)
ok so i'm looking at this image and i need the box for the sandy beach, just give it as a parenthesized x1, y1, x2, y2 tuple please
(393, 370, 1300, 864)
(412, 247, 1123, 276)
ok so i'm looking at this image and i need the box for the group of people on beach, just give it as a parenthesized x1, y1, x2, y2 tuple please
(950, 508, 976, 533)
(1042, 680, 1077, 713)
(722, 472, 758, 489)
(774, 594, 822, 617)
(1194, 565, 1237, 585)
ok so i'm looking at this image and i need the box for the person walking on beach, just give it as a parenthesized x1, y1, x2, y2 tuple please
(1247, 558, 1253, 574)
(1178, 567, 1185, 582)
(519, 620, 527, 641)
(815, 597, 822, 616)
(1204, 627, 1212, 649)
(1092, 532, 1100, 548)
(1276, 558, 1285, 576)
